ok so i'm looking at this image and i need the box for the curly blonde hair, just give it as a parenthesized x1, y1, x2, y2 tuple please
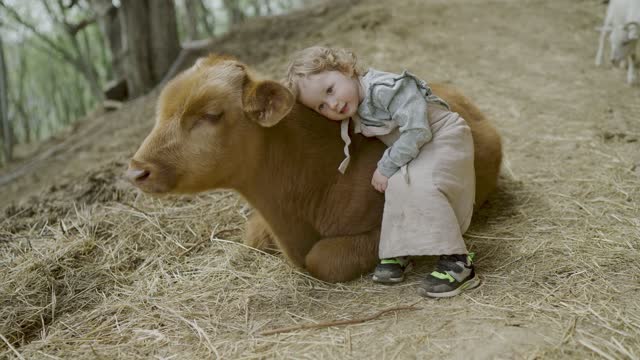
(284, 46, 362, 98)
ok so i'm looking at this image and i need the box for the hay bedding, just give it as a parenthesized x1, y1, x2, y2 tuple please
(2, 0, 640, 358)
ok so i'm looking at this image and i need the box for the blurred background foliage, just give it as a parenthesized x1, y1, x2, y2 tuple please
(0, 0, 308, 167)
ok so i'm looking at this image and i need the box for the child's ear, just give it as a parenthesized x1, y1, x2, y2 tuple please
(242, 79, 295, 127)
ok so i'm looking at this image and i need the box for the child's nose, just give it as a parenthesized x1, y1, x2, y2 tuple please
(328, 99, 339, 110)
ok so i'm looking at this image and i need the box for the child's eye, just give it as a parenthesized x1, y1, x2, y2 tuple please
(318, 104, 325, 111)
(327, 86, 333, 94)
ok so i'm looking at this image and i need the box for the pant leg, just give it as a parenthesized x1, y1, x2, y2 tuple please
(379, 176, 468, 258)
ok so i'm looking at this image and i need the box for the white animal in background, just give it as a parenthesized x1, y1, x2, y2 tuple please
(595, 0, 640, 85)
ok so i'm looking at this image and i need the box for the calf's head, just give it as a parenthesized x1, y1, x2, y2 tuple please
(126, 55, 294, 194)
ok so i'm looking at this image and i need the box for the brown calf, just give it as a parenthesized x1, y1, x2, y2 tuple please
(127, 55, 502, 283)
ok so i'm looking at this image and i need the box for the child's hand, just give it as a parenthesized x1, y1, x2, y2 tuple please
(371, 169, 389, 193)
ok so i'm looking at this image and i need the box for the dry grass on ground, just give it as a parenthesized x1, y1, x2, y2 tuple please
(1, 0, 640, 358)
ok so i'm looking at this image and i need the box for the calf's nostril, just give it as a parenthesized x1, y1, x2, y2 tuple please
(126, 168, 151, 182)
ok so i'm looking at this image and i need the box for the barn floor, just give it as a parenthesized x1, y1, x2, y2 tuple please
(1, 0, 639, 358)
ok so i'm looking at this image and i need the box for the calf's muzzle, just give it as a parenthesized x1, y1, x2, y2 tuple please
(125, 159, 175, 194)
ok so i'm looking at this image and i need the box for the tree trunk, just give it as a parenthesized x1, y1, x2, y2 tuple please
(119, 0, 180, 98)
(149, 0, 181, 83)
(0, 35, 12, 164)
(69, 32, 104, 102)
(249, 0, 262, 16)
(14, 101, 30, 144)
(13, 51, 30, 143)
(223, 0, 246, 26)
(184, 0, 200, 40)
(264, 0, 273, 15)
(198, 0, 215, 36)
(92, 0, 125, 79)
(119, 0, 154, 97)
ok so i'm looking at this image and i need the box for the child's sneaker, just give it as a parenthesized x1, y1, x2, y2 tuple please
(417, 253, 480, 298)
(372, 257, 412, 284)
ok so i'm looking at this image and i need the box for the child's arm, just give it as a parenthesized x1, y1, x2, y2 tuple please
(372, 76, 432, 179)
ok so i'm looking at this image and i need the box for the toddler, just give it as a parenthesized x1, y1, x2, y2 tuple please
(284, 46, 480, 298)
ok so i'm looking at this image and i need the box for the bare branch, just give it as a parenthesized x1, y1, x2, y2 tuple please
(0, 35, 11, 163)
(40, 0, 61, 26)
(67, 15, 99, 36)
(65, 0, 80, 9)
(24, 39, 68, 65)
(259, 302, 422, 336)
(67, 2, 116, 36)
(2, 0, 104, 100)
(0, 1, 77, 65)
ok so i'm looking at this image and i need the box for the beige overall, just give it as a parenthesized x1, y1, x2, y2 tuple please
(340, 104, 475, 258)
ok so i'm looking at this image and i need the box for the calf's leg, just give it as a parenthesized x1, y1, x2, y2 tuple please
(596, 28, 608, 66)
(628, 53, 638, 85)
(243, 212, 279, 253)
(305, 229, 380, 283)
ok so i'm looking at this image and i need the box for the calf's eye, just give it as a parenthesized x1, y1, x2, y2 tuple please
(202, 113, 223, 124)
(189, 112, 223, 131)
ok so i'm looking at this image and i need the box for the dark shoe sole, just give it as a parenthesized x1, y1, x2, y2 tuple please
(372, 274, 405, 284)
(371, 262, 413, 284)
(417, 275, 481, 298)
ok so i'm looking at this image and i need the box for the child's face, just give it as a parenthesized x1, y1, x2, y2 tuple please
(297, 70, 362, 121)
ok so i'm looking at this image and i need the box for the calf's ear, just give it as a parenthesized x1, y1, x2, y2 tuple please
(243, 80, 294, 127)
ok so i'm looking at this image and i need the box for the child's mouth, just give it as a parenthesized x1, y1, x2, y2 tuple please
(340, 104, 348, 114)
